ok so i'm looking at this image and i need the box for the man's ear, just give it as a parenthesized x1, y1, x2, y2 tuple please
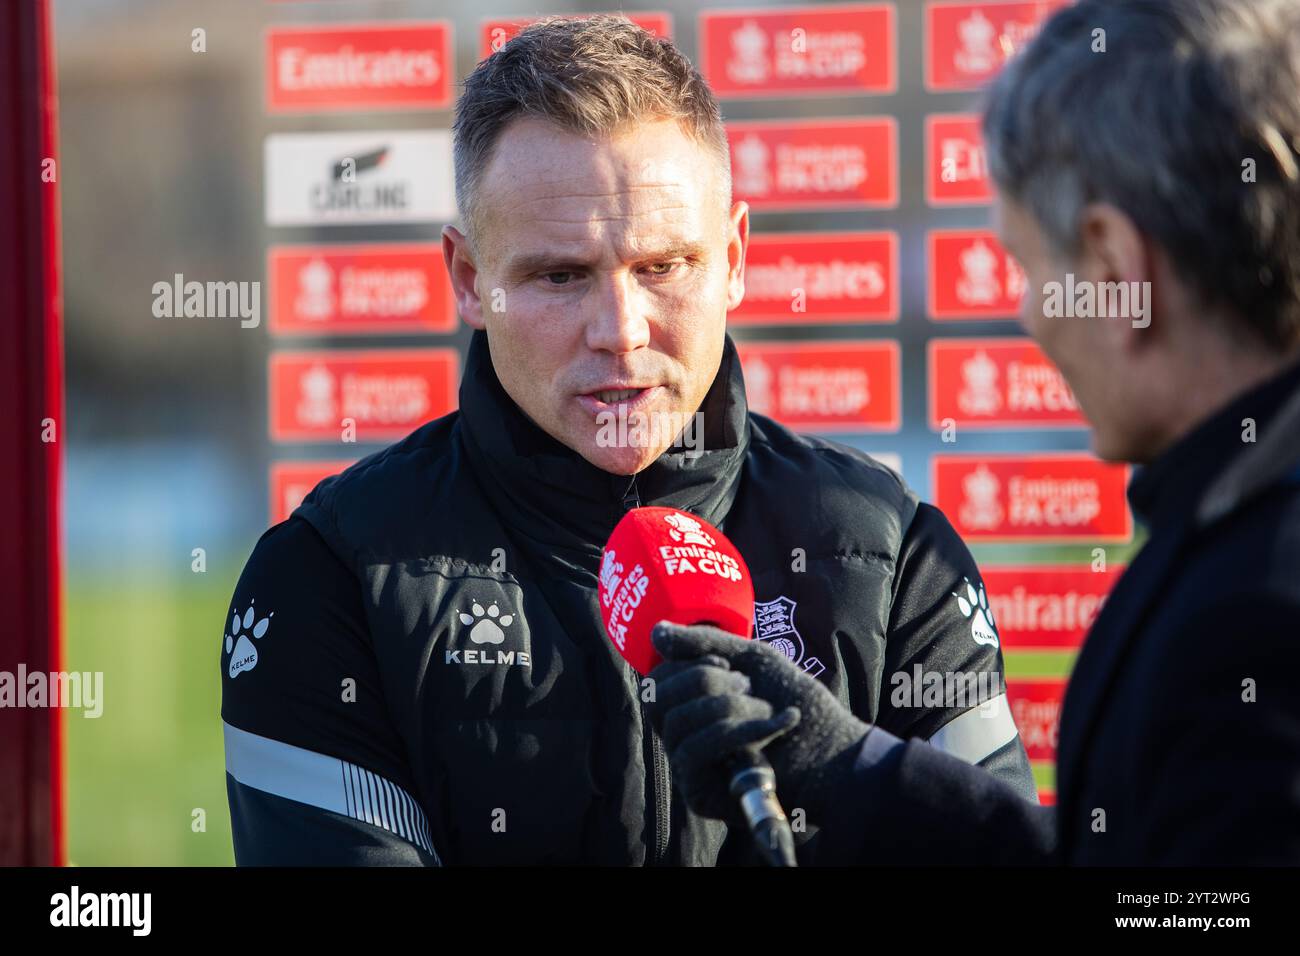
(442, 224, 486, 330)
(1076, 202, 1155, 351)
(725, 200, 750, 312)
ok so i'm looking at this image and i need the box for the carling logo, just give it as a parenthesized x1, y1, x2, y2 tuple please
(264, 130, 455, 226)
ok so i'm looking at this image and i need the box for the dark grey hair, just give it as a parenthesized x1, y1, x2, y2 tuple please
(452, 15, 732, 263)
(983, 0, 1300, 350)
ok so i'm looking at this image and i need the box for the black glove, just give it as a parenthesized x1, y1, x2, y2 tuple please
(648, 622, 874, 824)
(645, 652, 799, 824)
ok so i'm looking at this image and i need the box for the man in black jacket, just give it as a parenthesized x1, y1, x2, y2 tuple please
(647, 0, 1300, 865)
(220, 16, 1034, 865)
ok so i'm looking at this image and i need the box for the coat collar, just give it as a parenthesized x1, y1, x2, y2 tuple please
(1056, 356, 1300, 835)
(455, 329, 751, 557)
(1125, 357, 1300, 534)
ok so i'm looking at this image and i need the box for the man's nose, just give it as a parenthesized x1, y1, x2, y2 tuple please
(585, 271, 651, 354)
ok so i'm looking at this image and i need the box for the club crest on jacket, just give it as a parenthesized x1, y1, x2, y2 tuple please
(754, 596, 826, 678)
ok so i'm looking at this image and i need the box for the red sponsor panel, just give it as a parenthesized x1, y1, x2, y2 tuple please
(735, 340, 900, 433)
(984, 565, 1124, 650)
(699, 4, 896, 99)
(1007, 677, 1066, 763)
(268, 460, 356, 525)
(731, 232, 898, 325)
(925, 114, 991, 205)
(931, 454, 1133, 542)
(266, 22, 454, 113)
(269, 349, 459, 443)
(925, 1, 1069, 91)
(480, 12, 673, 58)
(268, 243, 456, 336)
(727, 118, 898, 211)
(928, 229, 1026, 320)
(928, 337, 1084, 428)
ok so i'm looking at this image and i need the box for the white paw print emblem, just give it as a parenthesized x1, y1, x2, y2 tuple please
(460, 602, 514, 645)
(226, 600, 273, 678)
(953, 578, 998, 648)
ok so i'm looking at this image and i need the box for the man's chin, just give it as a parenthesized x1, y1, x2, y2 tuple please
(578, 442, 664, 476)
(1089, 426, 1144, 466)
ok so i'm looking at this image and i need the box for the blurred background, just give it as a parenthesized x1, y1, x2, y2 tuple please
(54, 0, 1133, 865)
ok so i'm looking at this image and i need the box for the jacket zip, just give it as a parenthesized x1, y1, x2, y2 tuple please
(620, 475, 671, 866)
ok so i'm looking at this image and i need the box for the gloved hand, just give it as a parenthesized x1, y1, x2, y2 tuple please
(644, 651, 800, 824)
(647, 622, 874, 824)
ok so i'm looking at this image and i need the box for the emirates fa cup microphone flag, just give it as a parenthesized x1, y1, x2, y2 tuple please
(598, 507, 754, 674)
(598, 507, 797, 867)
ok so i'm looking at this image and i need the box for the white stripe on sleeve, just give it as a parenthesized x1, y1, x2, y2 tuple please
(224, 720, 440, 862)
(926, 691, 1021, 765)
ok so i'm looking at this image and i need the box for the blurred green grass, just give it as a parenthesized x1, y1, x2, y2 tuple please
(64, 565, 239, 866)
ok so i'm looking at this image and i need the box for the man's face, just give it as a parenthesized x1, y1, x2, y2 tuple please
(994, 193, 1142, 461)
(443, 116, 748, 475)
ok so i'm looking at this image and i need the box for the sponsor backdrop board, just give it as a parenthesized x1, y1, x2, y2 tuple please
(480, 12, 674, 59)
(268, 242, 456, 336)
(264, 130, 456, 226)
(258, 0, 1129, 806)
(265, 22, 455, 113)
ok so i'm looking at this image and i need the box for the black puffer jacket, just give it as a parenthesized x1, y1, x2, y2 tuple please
(221, 330, 1034, 865)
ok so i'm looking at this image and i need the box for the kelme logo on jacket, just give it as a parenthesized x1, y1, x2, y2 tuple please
(225, 601, 273, 679)
(446, 600, 531, 666)
(953, 578, 999, 647)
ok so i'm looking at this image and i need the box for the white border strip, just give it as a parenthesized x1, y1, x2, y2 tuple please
(927, 691, 1020, 765)
(224, 720, 439, 861)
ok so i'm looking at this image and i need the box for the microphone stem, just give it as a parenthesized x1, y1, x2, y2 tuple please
(729, 761, 798, 867)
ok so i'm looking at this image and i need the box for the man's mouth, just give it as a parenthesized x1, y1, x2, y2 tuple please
(576, 385, 661, 415)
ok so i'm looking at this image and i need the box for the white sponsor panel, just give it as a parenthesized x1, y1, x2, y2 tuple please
(264, 130, 455, 226)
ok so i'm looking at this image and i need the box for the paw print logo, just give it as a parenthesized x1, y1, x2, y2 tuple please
(459, 601, 514, 645)
(953, 578, 998, 648)
(226, 600, 273, 678)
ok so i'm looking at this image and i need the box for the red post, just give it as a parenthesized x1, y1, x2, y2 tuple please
(0, 0, 66, 867)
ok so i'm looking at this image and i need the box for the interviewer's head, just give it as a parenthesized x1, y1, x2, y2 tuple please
(443, 16, 748, 475)
(984, 0, 1300, 463)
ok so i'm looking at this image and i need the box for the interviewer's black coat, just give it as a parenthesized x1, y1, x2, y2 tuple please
(817, 359, 1300, 865)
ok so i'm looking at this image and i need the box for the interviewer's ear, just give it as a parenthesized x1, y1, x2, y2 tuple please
(1076, 202, 1155, 347)
(442, 224, 486, 330)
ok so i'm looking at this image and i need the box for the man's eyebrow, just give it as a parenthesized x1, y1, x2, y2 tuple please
(503, 241, 709, 276)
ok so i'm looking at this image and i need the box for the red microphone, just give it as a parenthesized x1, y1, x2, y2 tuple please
(599, 507, 797, 867)
(598, 506, 754, 675)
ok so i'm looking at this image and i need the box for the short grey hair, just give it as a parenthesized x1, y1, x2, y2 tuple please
(983, 0, 1300, 350)
(452, 15, 732, 263)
